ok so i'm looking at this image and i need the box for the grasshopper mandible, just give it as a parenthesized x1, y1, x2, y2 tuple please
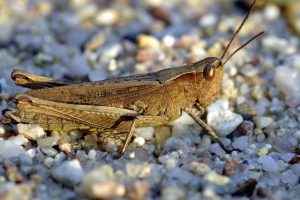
(1, 0, 263, 153)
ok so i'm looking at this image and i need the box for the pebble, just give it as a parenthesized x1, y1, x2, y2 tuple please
(204, 172, 234, 194)
(43, 157, 54, 168)
(41, 147, 58, 157)
(290, 164, 300, 176)
(126, 181, 149, 200)
(253, 116, 274, 129)
(0, 125, 5, 136)
(26, 148, 37, 159)
(0, 141, 26, 159)
(51, 159, 84, 186)
(172, 111, 196, 126)
(8, 135, 29, 146)
(257, 147, 269, 157)
(209, 143, 226, 157)
(161, 186, 185, 200)
(258, 155, 279, 172)
(207, 100, 243, 136)
(37, 136, 60, 148)
(88, 149, 97, 161)
(17, 124, 46, 141)
(232, 136, 249, 151)
(95, 9, 120, 25)
(223, 159, 244, 176)
(274, 66, 300, 107)
(137, 34, 160, 49)
(133, 137, 145, 147)
(53, 152, 66, 166)
(81, 165, 115, 198)
(237, 121, 254, 136)
(135, 127, 154, 140)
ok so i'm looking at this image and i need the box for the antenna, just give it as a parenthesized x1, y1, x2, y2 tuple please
(223, 31, 264, 65)
(220, 0, 257, 61)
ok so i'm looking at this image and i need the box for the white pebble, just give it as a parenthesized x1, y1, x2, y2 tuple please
(254, 116, 274, 128)
(199, 13, 217, 27)
(207, 100, 243, 136)
(171, 111, 195, 126)
(37, 136, 60, 147)
(209, 143, 226, 157)
(133, 137, 145, 147)
(8, 135, 29, 146)
(88, 150, 97, 160)
(0, 141, 26, 159)
(135, 127, 154, 140)
(280, 153, 294, 163)
(54, 152, 66, 166)
(162, 35, 176, 47)
(232, 136, 249, 151)
(44, 157, 54, 168)
(26, 148, 37, 158)
(51, 159, 84, 186)
(264, 4, 280, 20)
(291, 164, 300, 176)
(17, 124, 46, 141)
(0, 125, 5, 136)
(274, 67, 300, 107)
(258, 155, 279, 172)
(41, 147, 58, 157)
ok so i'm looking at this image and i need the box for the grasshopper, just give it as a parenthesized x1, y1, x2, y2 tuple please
(1, 0, 263, 153)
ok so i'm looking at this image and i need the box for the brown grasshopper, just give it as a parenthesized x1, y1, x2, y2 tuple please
(1, 0, 263, 153)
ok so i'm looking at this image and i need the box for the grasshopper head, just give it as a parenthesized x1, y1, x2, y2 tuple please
(194, 57, 223, 107)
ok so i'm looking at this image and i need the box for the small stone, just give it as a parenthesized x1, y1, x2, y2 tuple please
(0, 125, 5, 136)
(26, 148, 37, 159)
(223, 159, 244, 176)
(53, 152, 66, 166)
(258, 155, 279, 172)
(257, 147, 269, 157)
(43, 157, 54, 168)
(17, 124, 46, 141)
(133, 137, 145, 147)
(41, 147, 58, 157)
(238, 121, 254, 136)
(281, 153, 294, 163)
(281, 170, 298, 186)
(274, 67, 300, 107)
(154, 126, 171, 145)
(253, 116, 274, 128)
(135, 127, 154, 140)
(161, 186, 185, 200)
(0, 183, 33, 200)
(204, 172, 234, 194)
(88, 150, 97, 161)
(0, 141, 26, 159)
(37, 136, 60, 148)
(172, 111, 196, 126)
(51, 159, 84, 186)
(126, 181, 149, 200)
(59, 135, 72, 153)
(290, 164, 300, 176)
(137, 34, 160, 49)
(232, 136, 249, 151)
(68, 55, 90, 77)
(207, 100, 243, 136)
(209, 143, 226, 157)
(8, 135, 29, 146)
(189, 162, 211, 176)
(82, 165, 116, 198)
(88, 180, 125, 199)
(95, 9, 120, 25)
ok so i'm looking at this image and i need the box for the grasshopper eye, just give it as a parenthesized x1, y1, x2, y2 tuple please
(203, 64, 215, 80)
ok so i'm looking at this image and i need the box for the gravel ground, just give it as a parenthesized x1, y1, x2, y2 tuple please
(1, 0, 300, 199)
